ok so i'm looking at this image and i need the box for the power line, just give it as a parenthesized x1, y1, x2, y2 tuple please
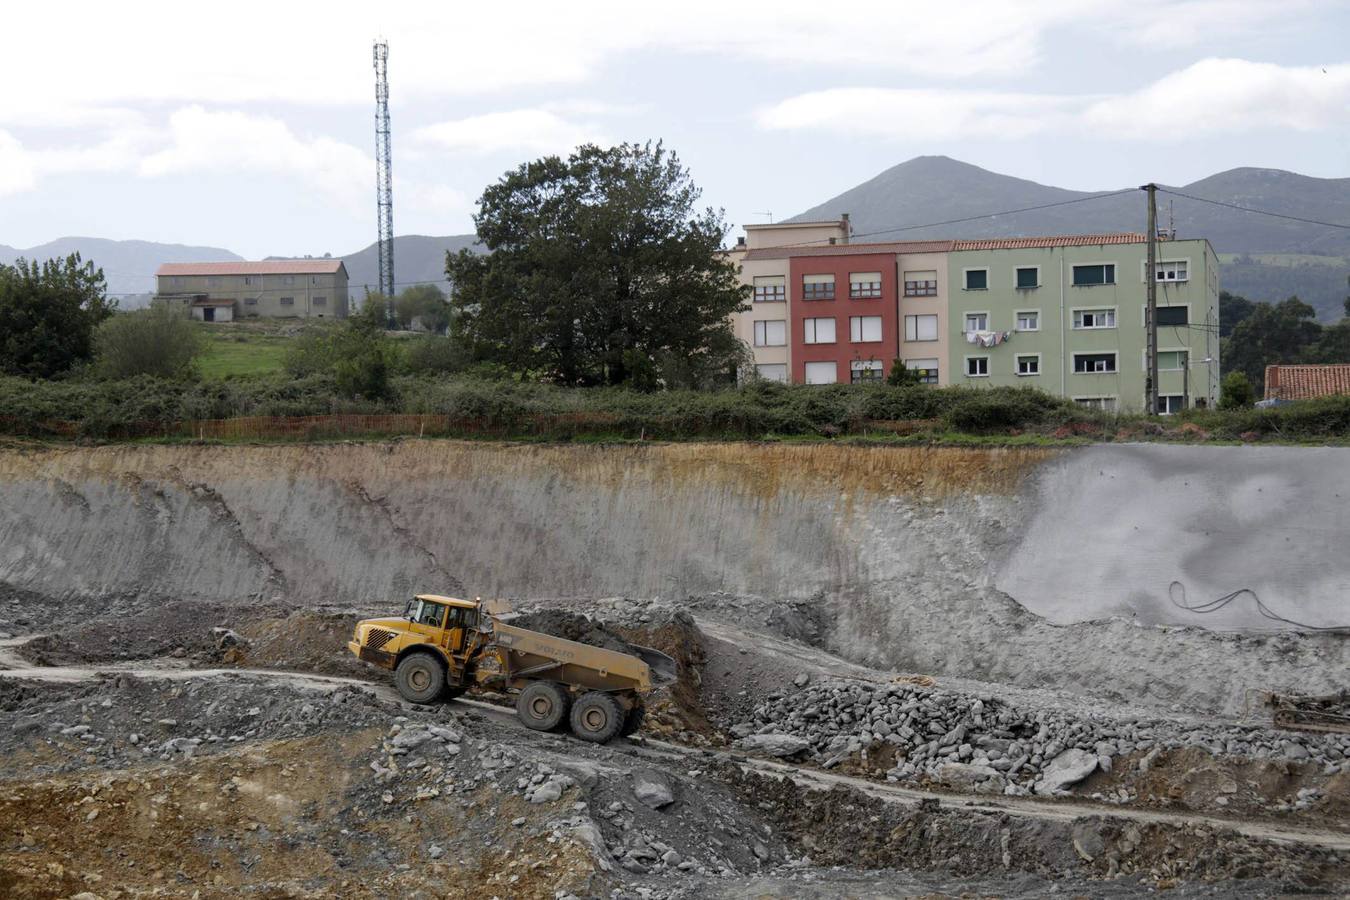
(1157, 188, 1350, 231)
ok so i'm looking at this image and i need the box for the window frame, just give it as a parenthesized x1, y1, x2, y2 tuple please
(803, 317, 837, 345)
(1073, 395, 1119, 411)
(849, 315, 883, 343)
(965, 355, 990, 378)
(753, 319, 787, 348)
(962, 267, 990, 291)
(1143, 258, 1191, 284)
(1071, 306, 1117, 330)
(279, 296, 296, 306)
(848, 272, 883, 299)
(801, 273, 836, 301)
(1015, 353, 1042, 377)
(849, 359, 884, 384)
(1142, 347, 1189, 371)
(754, 363, 788, 383)
(903, 314, 939, 342)
(244, 297, 258, 306)
(1071, 262, 1117, 287)
(1014, 265, 1041, 290)
(963, 311, 990, 333)
(903, 271, 938, 297)
(752, 275, 786, 303)
(1015, 309, 1040, 332)
(1072, 351, 1119, 374)
(903, 358, 939, 384)
(1144, 303, 1191, 328)
(803, 361, 838, 385)
(1157, 394, 1186, 415)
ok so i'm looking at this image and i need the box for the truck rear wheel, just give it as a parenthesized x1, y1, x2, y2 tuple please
(569, 692, 624, 743)
(620, 703, 645, 737)
(394, 653, 445, 704)
(517, 682, 569, 732)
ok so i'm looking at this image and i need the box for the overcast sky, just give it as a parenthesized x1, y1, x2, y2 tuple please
(2, 0, 1347, 270)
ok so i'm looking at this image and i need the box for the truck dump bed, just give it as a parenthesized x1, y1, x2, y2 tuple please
(487, 621, 675, 693)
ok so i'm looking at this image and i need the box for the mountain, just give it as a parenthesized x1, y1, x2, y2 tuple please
(0, 237, 242, 308)
(339, 234, 481, 297)
(790, 157, 1350, 320)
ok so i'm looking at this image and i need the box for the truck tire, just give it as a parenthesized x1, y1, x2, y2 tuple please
(620, 703, 645, 737)
(569, 692, 624, 743)
(394, 653, 445, 704)
(517, 682, 569, 732)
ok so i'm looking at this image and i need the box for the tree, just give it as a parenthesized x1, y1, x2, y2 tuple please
(0, 254, 115, 378)
(1219, 371, 1255, 409)
(94, 305, 202, 379)
(1218, 290, 1256, 339)
(394, 284, 451, 333)
(1220, 296, 1321, 393)
(446, 142, 749, 387)
(886, 359, 921, 386)
(284, 299, 396, 399)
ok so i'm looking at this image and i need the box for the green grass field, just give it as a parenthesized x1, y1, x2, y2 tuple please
(194, 324, 299, 378)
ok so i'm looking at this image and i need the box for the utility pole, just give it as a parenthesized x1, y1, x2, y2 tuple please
(1181, 349, 1189, 413)
(373, 40, 395, 322)
(1142, 182, 1159, 415)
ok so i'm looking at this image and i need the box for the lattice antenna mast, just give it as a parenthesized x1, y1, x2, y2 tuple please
(373, 40, 395, 311)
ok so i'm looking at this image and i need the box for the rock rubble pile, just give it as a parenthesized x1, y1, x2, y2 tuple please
(735, 679, 1350, 796)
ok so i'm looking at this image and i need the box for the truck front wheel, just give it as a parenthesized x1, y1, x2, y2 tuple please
(517, 681, 569, 731)
(569, 692, 624, 743)
(394, 653, 445, 704)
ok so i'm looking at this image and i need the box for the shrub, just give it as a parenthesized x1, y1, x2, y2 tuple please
(1219, 371, 1255, 409)
(94, 306, 202, 379)
(403, 335, 471, 376)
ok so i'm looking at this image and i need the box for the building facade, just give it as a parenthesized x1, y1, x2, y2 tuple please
(154, 260, 350, 321)
(729, 227, 1219, 410)
(945, 235, 1219, 412)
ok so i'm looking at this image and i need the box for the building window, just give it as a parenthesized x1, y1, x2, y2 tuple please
(904, 271, 938, 296)
(964, 312, 988, 332)
(753, 275, 785, 303)
(1073, 308, 1115, 329)
(904, 358, 939, 384)
(1158, 394, 1185, 414)
(753, 320, 786, 347)
(244, 297, 258, 306)
(804, 361, 837, 384)
(963, 268, 988, 290)
(1015, 266, 1039, 289)
(904, 314, 939, 342)
(1154, 260, 1188, 282)
(171, 276, 182, 286)
(1156, 350, 1186, 370)
(755, 363, 788, 383)
(280, 296, 295, 306)
(1016, 354, 1040, 376)
(1072, 264, 1115, 286)
(207, 276, 222, 287)
(802, 274, 835, 301)
(1074, 396, 1118, 411)
(1156, 305, 1188, 326)
(243, 276, 253, 286)
(1016, 310, 1039, 331)
(849, 272, 882, 299)
(284, 276, 295, 285)
(849, 316, 883, 343)
(850, 359, 883, 383)
(1074, 352, 1117, 373)
(803, 317, 836, 344)
(313, 296, 327, 306)
(966, 356, 989, 377)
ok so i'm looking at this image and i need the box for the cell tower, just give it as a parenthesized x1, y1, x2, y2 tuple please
(373, 40, 395, 307)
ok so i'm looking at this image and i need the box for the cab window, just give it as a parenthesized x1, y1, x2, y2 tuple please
(445, 606, 478, 629)
(413, 600, 446, 627)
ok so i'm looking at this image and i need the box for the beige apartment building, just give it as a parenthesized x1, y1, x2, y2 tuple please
(154, 260, 350, 322)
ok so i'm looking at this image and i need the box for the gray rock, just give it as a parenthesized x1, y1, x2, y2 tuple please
(1036, 748, 1099, 795)
(739, 733, 811, 758)
(633, 771, 675, 809)
(793, 673, 810, 688)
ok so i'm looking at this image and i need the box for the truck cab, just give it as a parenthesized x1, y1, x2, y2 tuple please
(347, 594, 488, 694)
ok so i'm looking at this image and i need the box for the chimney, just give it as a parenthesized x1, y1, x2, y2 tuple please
(841, 212, 851, 244)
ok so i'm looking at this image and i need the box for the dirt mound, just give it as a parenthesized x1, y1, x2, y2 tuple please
(510, 609, 639, 654)
(232, 609, 370, 678)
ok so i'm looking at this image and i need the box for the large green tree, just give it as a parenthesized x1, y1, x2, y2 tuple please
(446, 142, 749, 387)
(1220, 296, 1322, 392)
(0, 254, 115, 378)
(394, 284, 451, 333)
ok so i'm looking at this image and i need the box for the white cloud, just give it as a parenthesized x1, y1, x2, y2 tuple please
(137, 107, 372, 210)
(0, 131, 37, 197)
(1083, 59, 1350, 133)
(758, 59, 1350, 142)
(411, 109, 607, 156)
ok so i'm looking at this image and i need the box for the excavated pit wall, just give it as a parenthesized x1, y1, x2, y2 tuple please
(0, 441, 1345, 714)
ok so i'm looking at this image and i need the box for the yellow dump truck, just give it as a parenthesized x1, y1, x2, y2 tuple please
(348, 594, 675, 743)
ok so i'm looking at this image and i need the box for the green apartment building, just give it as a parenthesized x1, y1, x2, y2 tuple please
(946, 234, 1219, 412)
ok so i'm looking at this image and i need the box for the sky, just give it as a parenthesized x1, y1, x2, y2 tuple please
(1, 0, 1348, 270)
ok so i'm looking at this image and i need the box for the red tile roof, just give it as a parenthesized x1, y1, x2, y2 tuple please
(952, 233, 1147, 250)
(1264, 364, 1350, 400)
(156, 260, 346, 276)
(743, 240, 955, 260)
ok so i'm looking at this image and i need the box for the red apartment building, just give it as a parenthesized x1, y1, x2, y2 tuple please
(789, 252, 900, 384)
